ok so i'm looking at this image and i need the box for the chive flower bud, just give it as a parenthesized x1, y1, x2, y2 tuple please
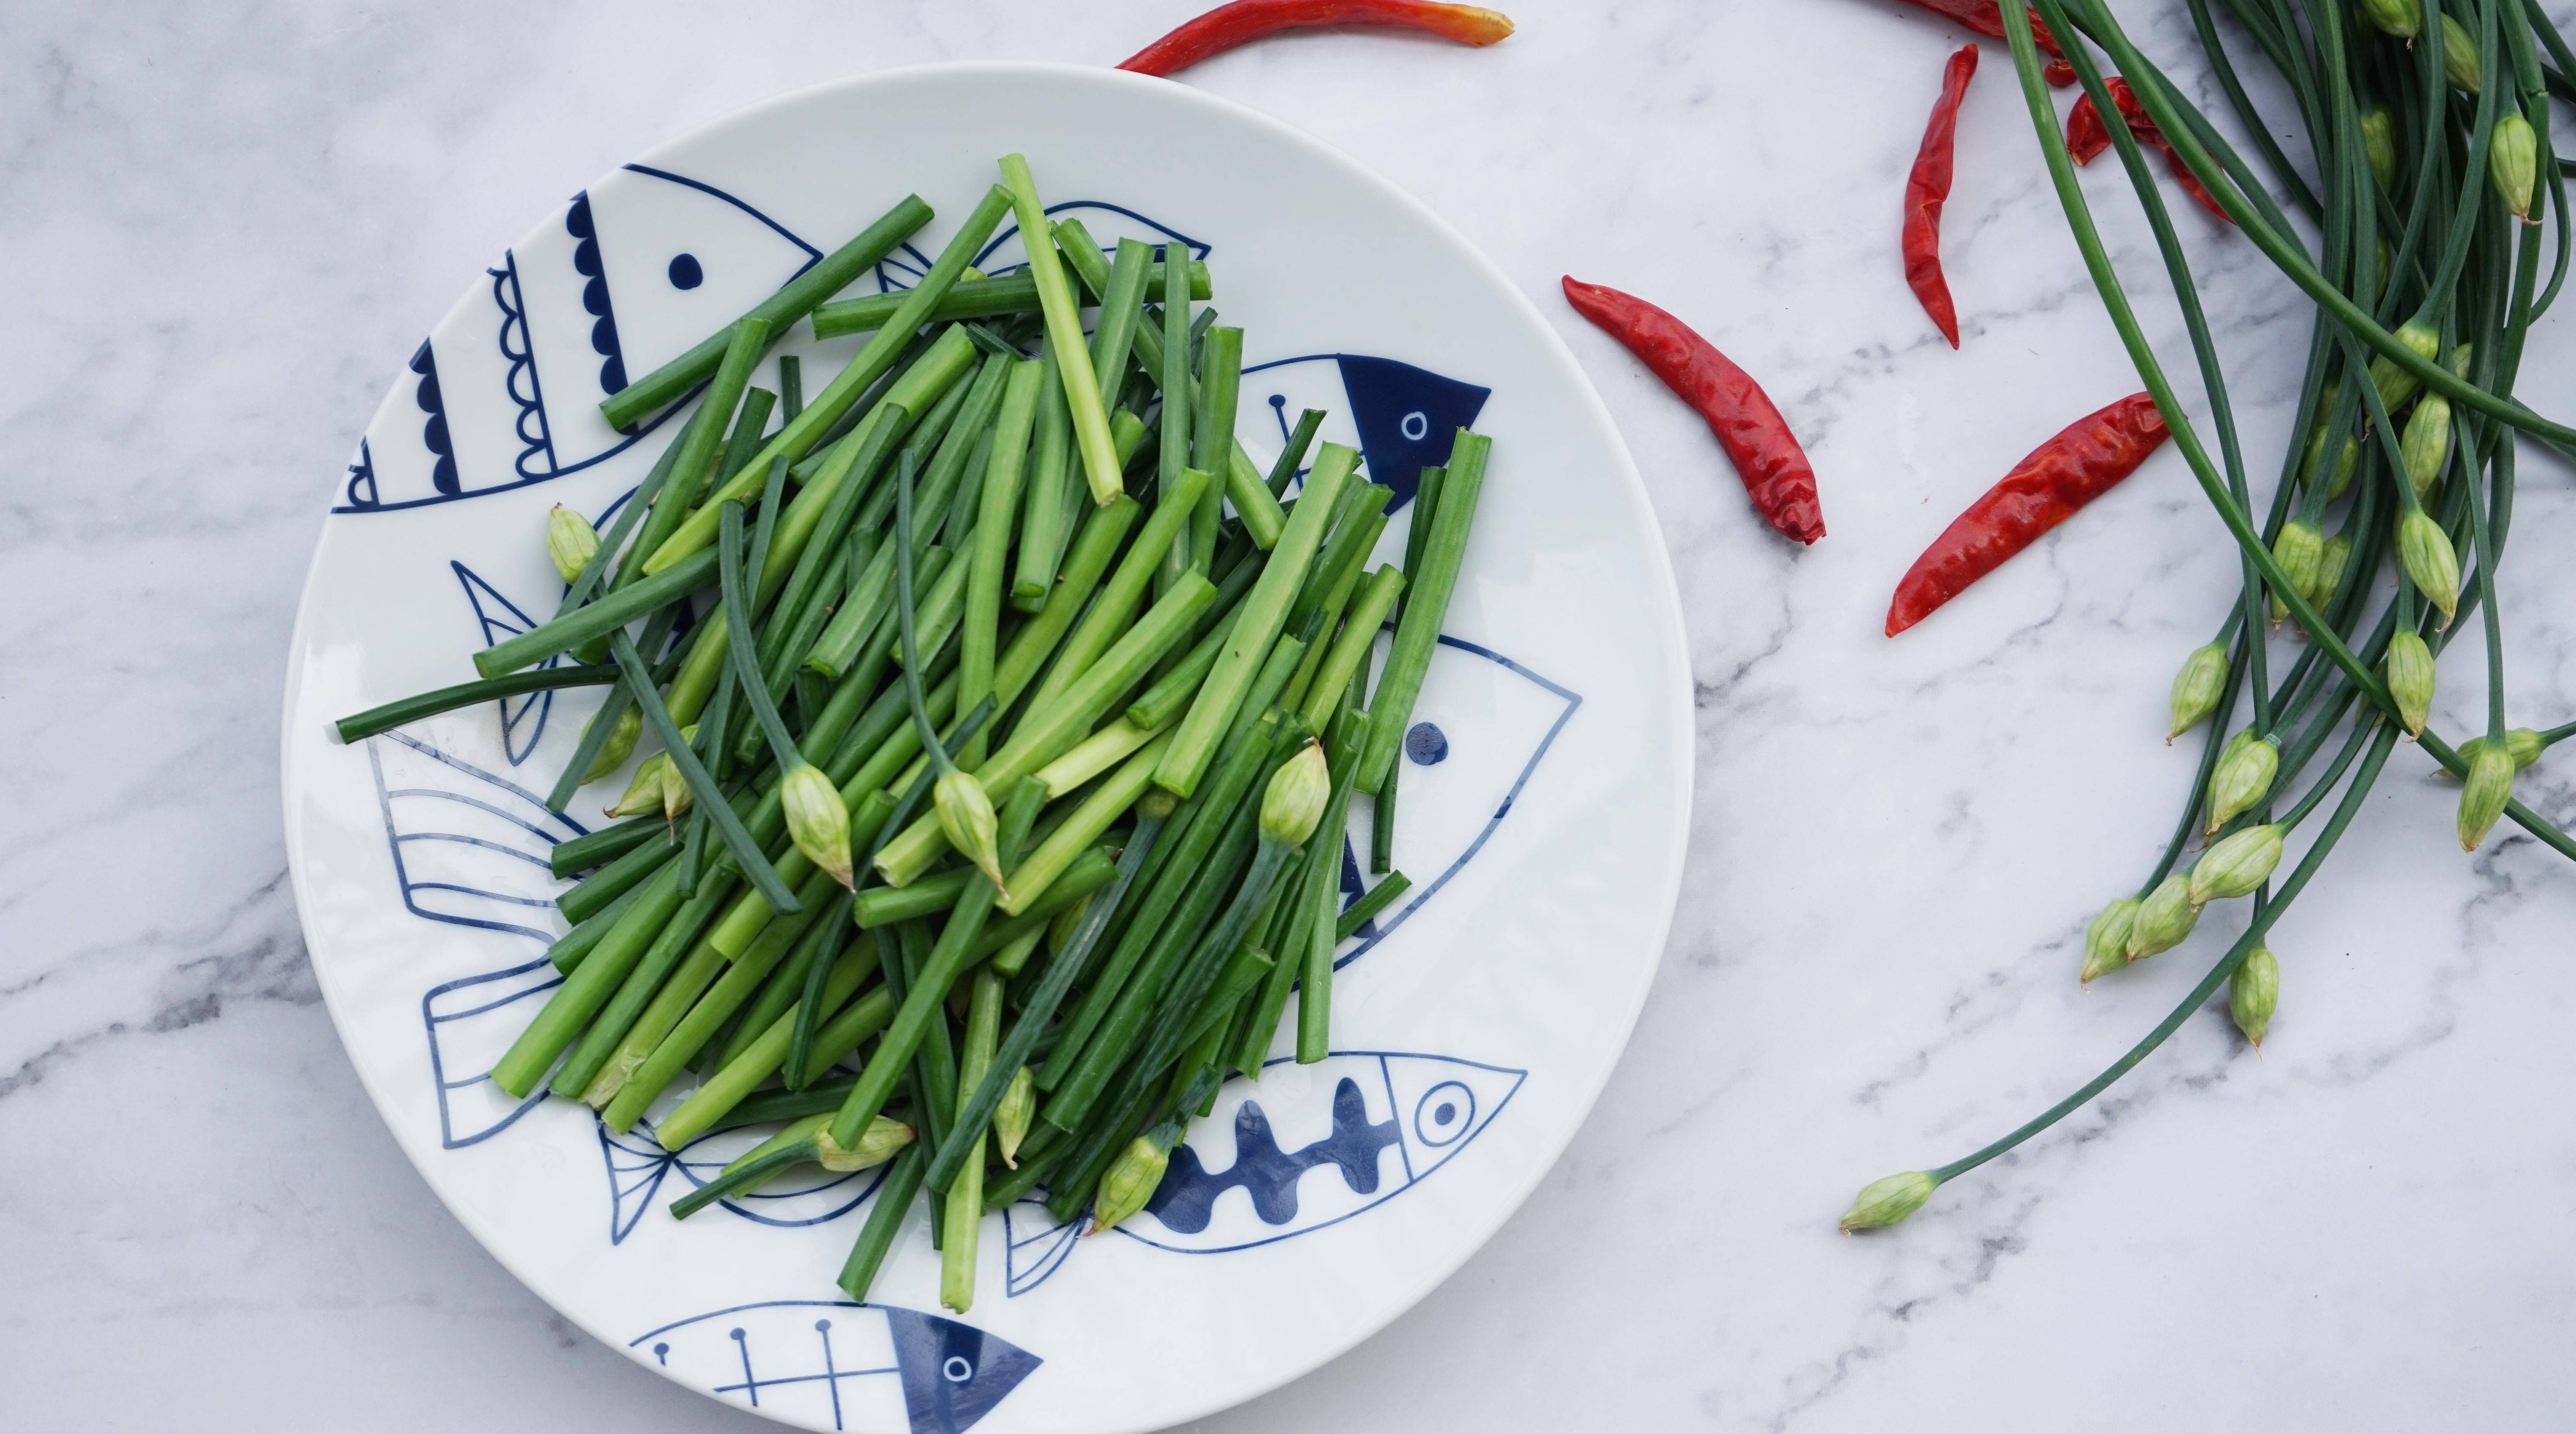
(2490, 112, 2538, 221)
(2369, 320, 2443, 415)
(2080, 897, 2142, 984)
(2397, 510, 2461, 626)
(2400, 393, 2451, 504)
(2450, 343, 2474, 377)
(581, 705, 642, 784)
(2126, 874, 2199, 960)
(2190, 823, 2284, 906)
(547, 504, 600, 583)
(994, 1066, 1035, 1169)
(2384, 630, 2436, 735)
(2455, 728, 2544, 772)
(2205, 729, 2280, 835)
(2360, 108, 2396, 193)
(2269, 521, 2323, 624)
(2230, 947, 2279, 1048)
(2457, 742, 2515, 850)
(934, 770, 1005, 890)
(2168, 642, 2230, 741)
(606, 751, 673, 819)
(1260, 741, 1332, 846)
(2311, 534, 2351, 612)
(2440, 13, 2480, 91)
(782, 761, 854, 888)
(814, 1115, 914, 1172)
(1091, 1135, 1173, 1234)
(2325, 436, 2358, 501)
(1838, 1171, 1937, 1232)
(2359, 0, 2419, 38)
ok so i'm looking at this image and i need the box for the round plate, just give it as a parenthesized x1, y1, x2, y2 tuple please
(282, 61, 1690, 1434)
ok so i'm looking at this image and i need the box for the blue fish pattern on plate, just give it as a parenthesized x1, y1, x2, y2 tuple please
(630, 1300, 1040, 1434)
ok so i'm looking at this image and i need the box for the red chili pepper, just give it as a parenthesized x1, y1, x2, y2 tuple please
(1117, 0, 1513, 76)
(1894, 0, 2077, 84)
(1885, 392, 2170, 635)
(1905, 45, 1979, 349)
(2064, 79, 2233, 223)
(1561, 277, 1825, 545)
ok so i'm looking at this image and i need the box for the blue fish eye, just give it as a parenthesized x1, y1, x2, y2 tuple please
(1400, 410, 1429, 441)
(1405, 722, 1448, 766)
(668, 253, 704, 290)
(944, 1355, 975, 1383)
(1415, 1081, 1474, 1146)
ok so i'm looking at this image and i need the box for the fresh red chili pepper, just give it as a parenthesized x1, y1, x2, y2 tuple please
(1895, 0, 2077, 84)
(1117, 0, 1513, 76)
(2065, 78, 2233, 223)
(1905, 45, 1979, 349)
(1885, 392, 2169, 635)
(1561, 276, 1826, 545)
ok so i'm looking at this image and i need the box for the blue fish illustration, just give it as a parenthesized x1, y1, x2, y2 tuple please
(451, 561, 562, 765)
(1244, 353, 1490, 513)
(1000, 1051, 1525, 1296)
(596, 1116, 902, 1245)
(631, 1300, 1041, 1434)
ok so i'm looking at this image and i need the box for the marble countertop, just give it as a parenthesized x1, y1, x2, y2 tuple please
(9, 0, 2575, 1428)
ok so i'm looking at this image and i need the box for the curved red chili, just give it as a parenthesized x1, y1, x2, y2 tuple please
(1561, 276, 1825, 545)
(2065, 78, 2233, 223)
(1905, 45, 1980, 349)
(1886, 392, 2169, 635)
(1895, 0, 2076, 84)
(1117, 0, 1514, 76)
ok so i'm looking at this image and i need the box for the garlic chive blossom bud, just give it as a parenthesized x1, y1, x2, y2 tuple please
(2456, 729, 2544, 772)
(1091, 1134, 1174, 1234)
(2231, 947, 2279, 1048)
(2359, 0, 2419, 39)
(2168, 643, 2229, 741)
(781, 761, 855, 888)
(2491, 113, 2538, 222)
(2360, 108, 2397, 192)
(582, 705, 642, 784)
(2401, 394, 2452, 504)
(2398, 510, 2461, 625)
(2080, 897, 2142, 984)
(2385, 631, 2436, 735)
(2190, 823, 2284, 906)
(1261, 741, 1332, 846)
(2206, 729, 2280, 835)
(2269, 521, 2323, 624)
(935, 769, 1005, 891)
(2440, 13, 2480, 92)
(2458, 743, 2516, 851)
(814, 1115, 915, 1172)
(547, 504, 600, 583)
(1838, 1171, 1937, 1232)
(607, 751, 673, 818)
(994, 1066, 1035, 1170)
(2126, 874, 2199, 961)
(2369, 320, 2443, 415)
(2312, 534, 2351, 611)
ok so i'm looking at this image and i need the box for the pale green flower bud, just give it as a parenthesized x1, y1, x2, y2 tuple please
(1091, 1135, 1173, 1233)
(2311, 534, 2352, 612)
(2400, 393, 2452, 504)
(2360, 108, 2397, 193)
(2384, 630, 2436, 735)
(2206, 730, 2280, 835)
(661, 756, 693, 821)
(2081, 897, 2142, 984)
(2190, 823, 2285, 905)
(2359, 0, 2419, 39)
(1260, 741, 1332, 846)
(2269, 520, 2323, 624)
(606, 750, 673, 818)
(2369, 320, 2444, 415)
(2490, 112, 2538, 221)
(547, 504, 600, 583)
(2450, 343, 2474, 377)
(2325, 435, 2358, 501)
(2440, 13, 2480, 91)
(581, 705, 641, 784)
(814, 1115, 914, 1172)
(2169, 642, 2230, 741)
(2230, 947, 2279, 1048)
(934, 770, 1005, 890)
(2455, 728, 2544, 772)
(2457, 741, 2515, 850)
(781, 761, 854, 888)
(2127, 874, 2200, 960)
(2398, 510, 2461, 625)
(1838, 1171, 1937, 1232)
(994, 1066, 1035, 1169)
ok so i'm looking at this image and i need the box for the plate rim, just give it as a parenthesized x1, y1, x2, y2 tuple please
(280, 56, 1695, 1433)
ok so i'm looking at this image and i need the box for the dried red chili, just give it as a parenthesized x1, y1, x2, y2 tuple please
(1905, 46, 1980, 349)
(2065, 78, 2233, 223)
(1885, 392, 2170, 635)
(1896, 0, 2078, 84)
(1117, 0, 1513, 76)
(1561, 277, 1826, 545)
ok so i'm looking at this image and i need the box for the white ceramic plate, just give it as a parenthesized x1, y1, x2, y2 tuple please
(282, 61, 1689, 1434)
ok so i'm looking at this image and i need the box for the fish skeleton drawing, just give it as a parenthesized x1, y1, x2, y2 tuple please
(629, 1299, 1041, 1434)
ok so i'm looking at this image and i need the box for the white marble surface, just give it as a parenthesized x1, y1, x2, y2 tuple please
(8, 1, 2576, 1429)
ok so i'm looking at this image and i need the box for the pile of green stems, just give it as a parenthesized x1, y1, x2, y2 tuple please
(1892, 0, 2576, 1205)
(336, 164, 1463, 1309)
